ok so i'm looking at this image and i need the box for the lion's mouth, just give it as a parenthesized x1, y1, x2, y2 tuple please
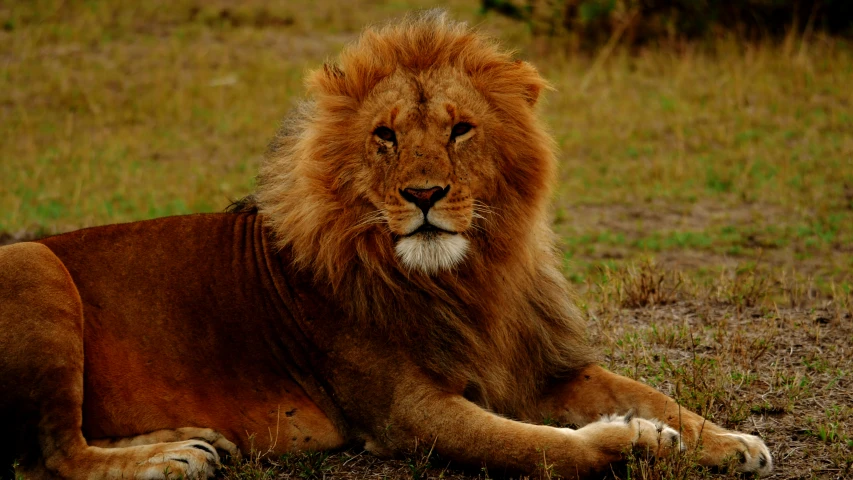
(395, 222, 470, 273)
(405, 223, 458, 237)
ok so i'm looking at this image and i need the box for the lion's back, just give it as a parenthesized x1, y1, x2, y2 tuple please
(35, 213, 321, 443)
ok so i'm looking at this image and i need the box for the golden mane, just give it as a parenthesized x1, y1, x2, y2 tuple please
(255, 11, 591, 416)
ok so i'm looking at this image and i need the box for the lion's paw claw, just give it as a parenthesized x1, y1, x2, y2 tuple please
(720, 432, 773, 475)
(137, 440, 220, 479)
(179, 427, 241, 461)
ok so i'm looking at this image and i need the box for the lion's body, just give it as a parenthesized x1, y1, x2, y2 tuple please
(0, 211, 591, 477)
(33, 213, 344, 454)
(0, 11, 771, 479)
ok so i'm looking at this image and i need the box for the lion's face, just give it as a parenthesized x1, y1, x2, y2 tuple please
(258, 12, 554, 282)
(357, 70, 497, 274)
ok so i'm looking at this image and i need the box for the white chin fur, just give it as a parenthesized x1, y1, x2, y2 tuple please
(395, 234, 469, 274)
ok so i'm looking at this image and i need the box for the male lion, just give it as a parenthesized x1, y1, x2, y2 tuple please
(0, 11, 771, 479)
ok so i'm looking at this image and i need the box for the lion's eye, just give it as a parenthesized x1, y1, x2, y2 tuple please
(451, 122, 473, 139)
(374, 126, 396, 143)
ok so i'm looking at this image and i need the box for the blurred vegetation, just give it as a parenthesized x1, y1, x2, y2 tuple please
(1, 0, 851, 291)
(483, 0, 853, 50)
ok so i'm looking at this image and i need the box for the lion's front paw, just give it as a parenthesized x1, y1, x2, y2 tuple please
(602, 413, 684, 456)
(135, 440, 221, 479)
(712, 432, 772, 475)
(632, 417, 684, 456)
(577, 412, 684, 460)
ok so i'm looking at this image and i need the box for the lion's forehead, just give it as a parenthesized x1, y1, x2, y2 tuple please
(365, 70, 486, 128)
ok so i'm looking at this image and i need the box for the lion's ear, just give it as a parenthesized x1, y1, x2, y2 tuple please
(307, 60, 393, 102)
(513, 60, 550, 107)
(308, 63, 348, 97)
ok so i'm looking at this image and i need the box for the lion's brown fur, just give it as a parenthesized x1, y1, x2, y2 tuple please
(255, 11, 593, 417)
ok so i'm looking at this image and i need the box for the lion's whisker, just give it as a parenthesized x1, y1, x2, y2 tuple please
(472, 200, 501, 219)
(469, 223, 486, 234)
(355, 210, 389, 229)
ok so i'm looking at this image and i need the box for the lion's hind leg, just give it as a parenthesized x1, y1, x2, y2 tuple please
(90, 428, 241, 461)
(0, 243, 221, 479)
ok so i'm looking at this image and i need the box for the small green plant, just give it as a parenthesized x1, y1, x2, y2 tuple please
(535, 447, 556, 480)
(713, 262, 770, 310)
(406, 439, 437, 480)
(277, 451, 332, 480)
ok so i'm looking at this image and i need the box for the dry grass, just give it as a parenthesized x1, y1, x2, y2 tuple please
(591, 261, 683, 309)
(2, 1, 852, 479)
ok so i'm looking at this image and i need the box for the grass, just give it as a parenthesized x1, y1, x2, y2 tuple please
(2, 1, 853, 479)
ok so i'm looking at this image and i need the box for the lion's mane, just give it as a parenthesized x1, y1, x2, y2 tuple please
(254, 11, 593, 418)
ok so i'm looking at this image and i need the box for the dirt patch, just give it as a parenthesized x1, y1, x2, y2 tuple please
(559, 201, 790, 235)
(555, 201, 852, 285)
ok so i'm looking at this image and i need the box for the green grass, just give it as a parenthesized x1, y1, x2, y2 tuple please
(0, 0, 484, 234)
(2, 1, 853, 479)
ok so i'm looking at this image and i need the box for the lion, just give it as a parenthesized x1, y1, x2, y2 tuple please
(0, 11, 771, 479)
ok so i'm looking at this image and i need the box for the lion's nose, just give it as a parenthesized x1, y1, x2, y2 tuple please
(400, 185, 449, 214)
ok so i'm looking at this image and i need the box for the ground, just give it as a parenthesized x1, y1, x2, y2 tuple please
(1, 1, 851, 479)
